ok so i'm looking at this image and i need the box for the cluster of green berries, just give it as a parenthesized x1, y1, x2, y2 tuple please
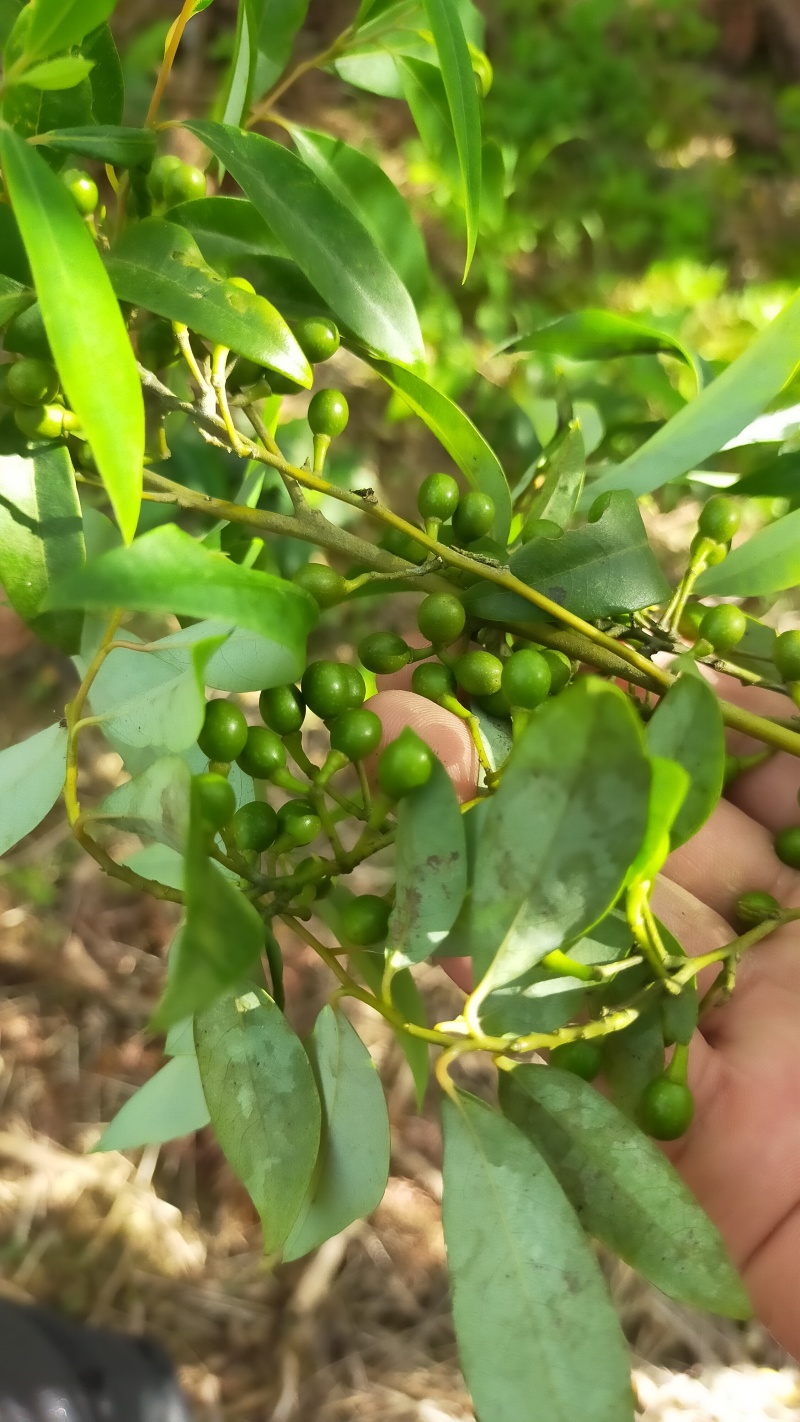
(417, 471, 495, 544)
(0, 354, 81, 441)
(148, 153, 208, 207)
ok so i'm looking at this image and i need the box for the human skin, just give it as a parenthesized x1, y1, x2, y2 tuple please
(369, 669, 800, 1358)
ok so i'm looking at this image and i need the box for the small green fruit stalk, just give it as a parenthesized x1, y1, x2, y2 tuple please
(308, 388, 349, 472)
(662, 495, 740, 636)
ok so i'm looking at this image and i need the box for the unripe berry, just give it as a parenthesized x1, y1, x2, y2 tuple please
(453, 649, 503, 698)
(774, 826, 800, 869)
(411, 661, 456, 703)
(292, 563, 347, 608)
(735, 890, 780, 928)
(198, 698, 248, 762)
(236, 726, 287, 779)
(698, 604, 746, 653)
(308, 388, 349, 438)
(377, 728, 434, 799)
(417, 472, 460, 522)
(452, 490, 495, 544)
(340, 894, 391, 946)
(501, 649, 551, 709)
(416, 593, 466, 646)
(329, 708, 382, 761)
(774, 630, 800, 684)
(550, 1040, 602, 1081)
(193, 772, 236, 832)
(259, 684, 305, 736)
(61, 168, 98, 216)
(698, 495, 740, 544)
(358, 632, 411, 676)
(229, 800, 279, 852)
(7, 358, 59, 406)
(291, 317, 340, 364)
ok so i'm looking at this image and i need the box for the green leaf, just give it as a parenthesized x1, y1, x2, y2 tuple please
(94, 1055, 210, 1152)
(0, 446, 84, 651)
(601, 986, 664, 1120)
(168, 195, 282, 272)
(123, 843, 185, 894)
(646, 674, 725, 848)
(388, 754, 467, 967)
(470, 679, 650, 994)
(505, 310, 701, 390)
(731, 449, 800, 499)
(48, 524, 317, 683)
(8, 54, 94, 89)
(36, 125, 156, 166)
(288, 124, 429, 304)
(365, 357, 512, 542)
(139, 617, 307, 695)
(250, 0, 310, 100)
(521, 420, 585, 531)
(106, 218, 312, 384)
(0, 204, 31, 284)
(696, 507, 800, 597)
(284, 1007, 390, 1261)
(195, 985, 321, 1255)
(463, 490, 670, 623)
(91, 635, 224, 756)
(442, 1092, 634, 1422)
(420, 0, 481, 274)
(357, 942, 429, 1108)
(84, 22, 124, 126)
(0, 0, 24, 48)
(87, 755, 191, 850)
(0, 127, 143, 542)
(0, 272, 29, 324)
(585, 290, 800, 505)
(0, 721, 66, 854)
(14, 0, 116, 61)
(151, 783, 265, 1028)
(500, 1066, 750, 1319)
(626, 756, 689, 886)
(185, 121, 425, 367)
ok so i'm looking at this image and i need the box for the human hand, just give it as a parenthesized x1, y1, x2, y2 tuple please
(370, 668, 800, 1358)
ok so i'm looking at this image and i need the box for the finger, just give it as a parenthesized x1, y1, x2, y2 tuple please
(367, 689, 479, 800)
(665, 795, 800, 922)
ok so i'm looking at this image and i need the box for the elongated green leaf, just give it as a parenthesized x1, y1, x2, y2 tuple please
(289, 124, 429, 303)
(357, 943, 429, 1108)
(195, 985, 321, 1255)
(151, 784, 265, 1028)
(0, 272, 29, 324)
(646, 674, 724, 848)
(442, 1092, 634, 1422)
(397, 54, 458, 167)
(168, 195, 283, 272)
(500, 1066, 750, 1318)
(124, 843, 185, 895)
(0, 205, 31, 284)
(521, 420, 585, 532)
(185, 121, 425, 367)
(36, 125, 156, 165)
(250, 0, 310, 99)
(107, 218, 311, 384)
(0, 447, 84, 651)
(9, 55, 94, 89)
(0, 127, 143, 541)
(505, 310, 701, 389)
(470, 679, 650, 993)
(586, 291, 800, 505)
(465, 490, 669, 623)
(94, 1055, 210, 1152)
(93, 636, 224, 756)
(88, 755, 191, 849)
(48, 524, 317, 682)
(696, 507, 800, 597)
(421, 0, 481, 273)
(388, 754, 467, 967)
(0, 0, 24, 48)
(14, 0, 116, 61)
(0, 721, 66, 855)
(284, 1007, 390, 1261)
(365, 357, 511, 542)
(84, 22, 124, 126)
(732, 449, 800, 499)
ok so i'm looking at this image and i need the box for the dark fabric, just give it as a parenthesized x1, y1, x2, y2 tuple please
(0, 1302, 192, 1422)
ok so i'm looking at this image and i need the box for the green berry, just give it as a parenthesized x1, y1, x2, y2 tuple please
(358, 632, 411, 677)
(229, 800, 279, 853)
(501, 649, 551, 709)
(329, 708, 382, 761)
(411, 661, 456, 703)
(147, 154, 183, 202)
(417, 593, 466, 647)
(291, 317, 340, 364)
(519, 517, 563, 544)
(342, 663, 366, 710)
(340, 894, 391, 946)
(277, 797, 314, 831)
(163, 161, 207, 206)
(301, 660, 353, 720)
(678, 602, 706, 641)
(453, 649, 503, 698)
(259, 684, 305, 737)
(227, 357, 263, 392)
(61, 168, 98, 216)
(639, 1075, 694, 1141)
(267, 370, 303, 395)
(417, 472, 460, 522)
(735, 890, 781, 928)
(308, 388, 349, 439)
(698, 495, 740, 544)
(698, 604, 746, 653)
(452, 490, 495, 544)
(774, 630, 800, 684)
(278, 805, 321, 846)
(14, 404, 64, 439)
(193, 772, 236, 832)
(550, 1040, 603, 1081)
(292, 562, 347, 608)
(7, 358, 59, 406)
(774, 826, 800, 869)
(539, 648, 572, 694)
(476, 687, 512, 719)
(377, 728, 434, 799)
(197, 698, 248, 762)
(236, 726, 287, 779)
